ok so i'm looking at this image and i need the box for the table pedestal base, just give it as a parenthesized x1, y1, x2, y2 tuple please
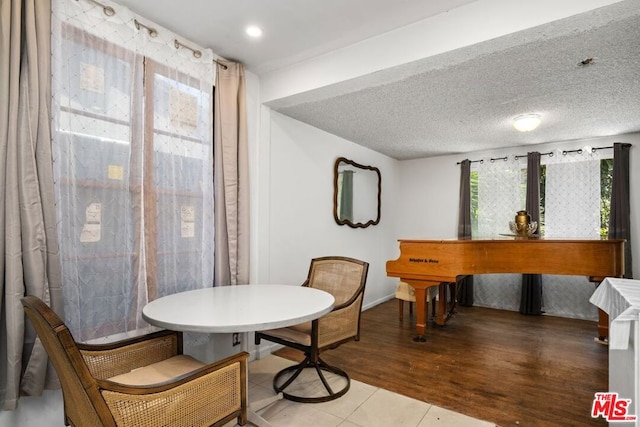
(273, 356, 350, 403)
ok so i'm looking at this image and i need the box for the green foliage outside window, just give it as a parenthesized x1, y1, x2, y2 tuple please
(600, 159, 613, 238)
(470, 171, 479, 236)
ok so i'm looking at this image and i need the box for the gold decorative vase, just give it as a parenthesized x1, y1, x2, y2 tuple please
(509, 210, 537, 236)
(515, 210, 530, 225)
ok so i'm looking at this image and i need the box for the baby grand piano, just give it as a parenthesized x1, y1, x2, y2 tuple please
(386, 238, 625, 341)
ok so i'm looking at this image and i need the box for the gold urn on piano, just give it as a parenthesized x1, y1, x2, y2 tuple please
(509, 210, 538, 236)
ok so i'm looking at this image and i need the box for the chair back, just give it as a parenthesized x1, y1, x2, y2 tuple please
(305, 256, 369, 349)
(21, 296, 114, 426)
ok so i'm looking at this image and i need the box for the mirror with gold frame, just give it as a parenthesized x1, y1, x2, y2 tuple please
(333, 157, 381, 228)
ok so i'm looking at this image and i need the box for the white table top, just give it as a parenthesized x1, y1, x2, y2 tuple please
(142, 285, 335, 333)
(590, 278, 640, 350)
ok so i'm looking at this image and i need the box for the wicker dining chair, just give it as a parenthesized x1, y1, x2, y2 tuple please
(21, 295, 248, 427)
(254, 256, 369, 403)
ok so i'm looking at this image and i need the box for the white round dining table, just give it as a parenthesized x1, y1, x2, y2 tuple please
(142, 284, 335, 333)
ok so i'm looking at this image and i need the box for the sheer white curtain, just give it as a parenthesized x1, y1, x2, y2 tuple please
(51, 0, 215, 342)
(542, 147, 607, 320)
(474, 157, 527, 311)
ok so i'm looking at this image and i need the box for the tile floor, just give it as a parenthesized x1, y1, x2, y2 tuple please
(227, 355, 496, 427)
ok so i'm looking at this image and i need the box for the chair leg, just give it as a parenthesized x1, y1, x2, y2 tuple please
(272, 354, 350, 403)
(63, 395, 71, 426)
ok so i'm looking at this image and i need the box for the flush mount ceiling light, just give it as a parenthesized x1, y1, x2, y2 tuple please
(245, 25, 263, 38)
(512, 114, 542, 132)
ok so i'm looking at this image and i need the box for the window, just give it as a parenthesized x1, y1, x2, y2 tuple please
(471, 157, 526, 311)
(52, 7, 215, 342)
(468, 149, 613, 320)
(471, 155, 613, 238)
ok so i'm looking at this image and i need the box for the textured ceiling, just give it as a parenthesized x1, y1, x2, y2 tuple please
(268, 0, 640, 159)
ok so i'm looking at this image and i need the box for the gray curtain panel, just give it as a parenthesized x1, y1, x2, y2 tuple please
(339, 170, 354, 221)
(520, 152, 543, 315)
(457, 159, 474, 306)
(1, 0, 64, 410)
(213, 60, 250, 286)
(608, 142, 633, 278)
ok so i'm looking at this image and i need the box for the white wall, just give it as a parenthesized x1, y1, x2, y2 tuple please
(261, 111, 400, 308)
(394, 154, 462, 240)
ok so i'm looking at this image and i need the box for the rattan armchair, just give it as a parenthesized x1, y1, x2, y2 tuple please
(21, 296, 248, 427)
(254, 256, 368, 403)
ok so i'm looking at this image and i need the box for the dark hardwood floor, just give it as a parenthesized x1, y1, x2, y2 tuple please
(275, 299, 608, 427)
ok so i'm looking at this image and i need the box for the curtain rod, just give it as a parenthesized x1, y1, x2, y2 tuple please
(456, 159, 484, 165)
(134, 19, 157, 37)
(457, 143, 632, 165)
(514, 151, 554, 160)
(215, 59, 229, 70)
(173, 39, 229, 69)
(561, 144, 626, 155)
(561, 143, 632, 155)
(79, 0, 114, 16)
(80, 0, 229, 70)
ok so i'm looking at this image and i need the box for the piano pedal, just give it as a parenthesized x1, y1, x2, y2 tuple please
(594, 336, 608, 346)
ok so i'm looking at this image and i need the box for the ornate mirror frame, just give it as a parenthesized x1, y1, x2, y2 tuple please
(333, 157, 381, 228)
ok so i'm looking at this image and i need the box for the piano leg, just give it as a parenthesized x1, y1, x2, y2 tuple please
(436, 284, 446, 326)
(406, 280, 440, 342)
(434, 282, 458, 326)
(412, 286, 428, 341)
(597, 308, 609, 344)
(448, 282, 458, 318)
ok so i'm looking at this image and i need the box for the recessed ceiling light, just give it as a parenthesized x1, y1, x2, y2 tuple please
(245, 25, 263, 38)
(512, 114, 542, 132)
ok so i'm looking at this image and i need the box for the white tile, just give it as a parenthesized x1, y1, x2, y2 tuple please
(418, 405, 495, 427)
(347, 388, 431, 427)
(249, 383, 281, 408)
(249, 383, 290, 420)
(0, 389, 65, 427)
(314, 380, 378, 419)
(249, 355, 298, 386)
(264, 401, 344, 427)
(244, 354, 494, 427)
